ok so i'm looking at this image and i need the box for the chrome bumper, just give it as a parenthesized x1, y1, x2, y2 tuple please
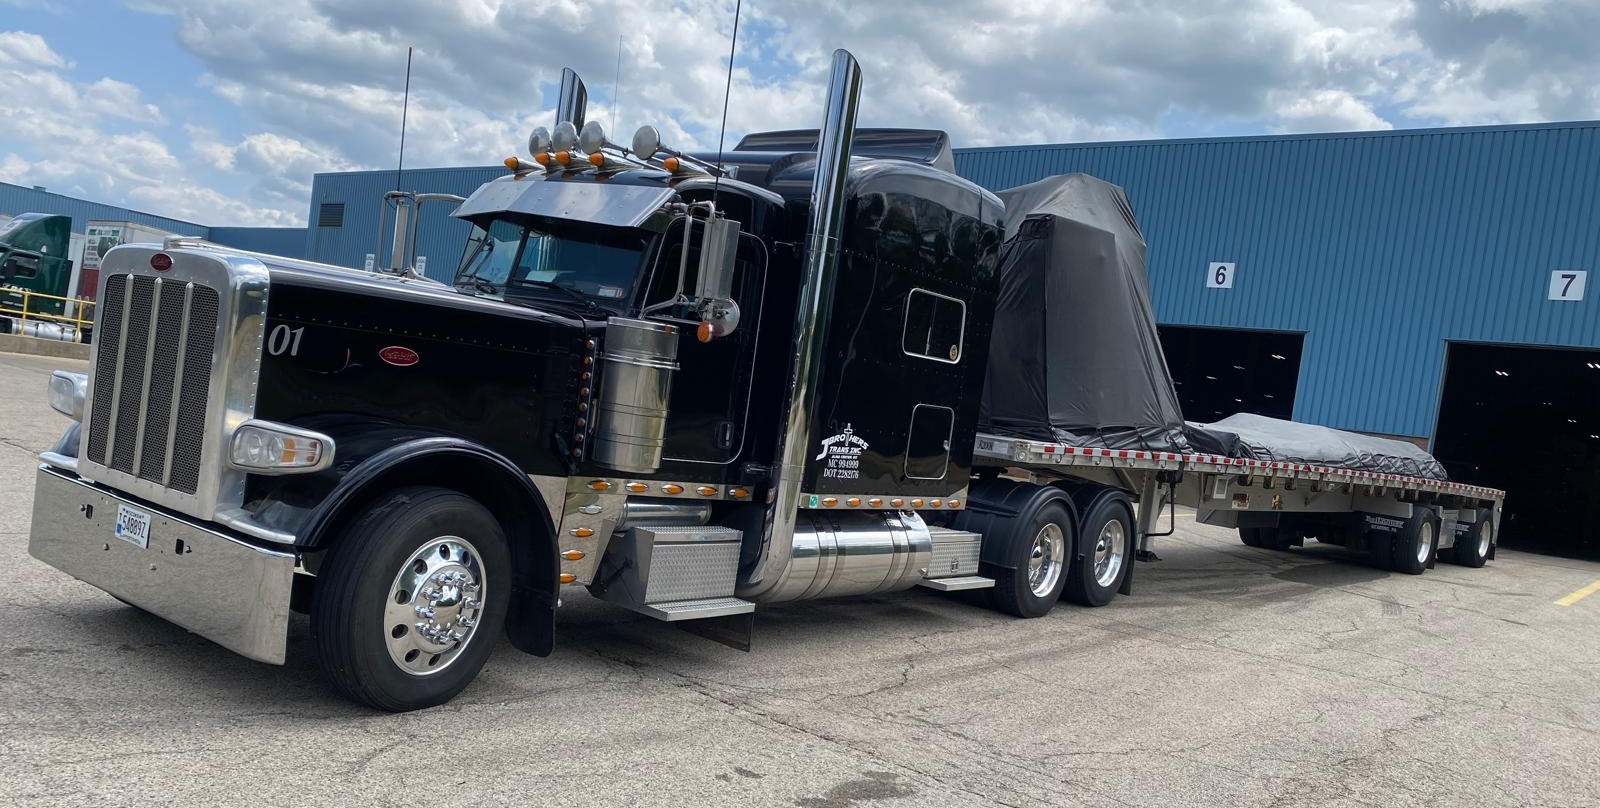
(28, 465, 296, 664)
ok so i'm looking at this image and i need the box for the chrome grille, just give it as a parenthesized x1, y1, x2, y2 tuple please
(85, 273, 219, 495)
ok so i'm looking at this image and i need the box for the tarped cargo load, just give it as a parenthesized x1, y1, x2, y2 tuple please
(1190, 413, 1448, 481)
(979, 174, 1189, 451)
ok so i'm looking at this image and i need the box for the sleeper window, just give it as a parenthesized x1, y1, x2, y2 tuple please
(902, 288, 965, 364)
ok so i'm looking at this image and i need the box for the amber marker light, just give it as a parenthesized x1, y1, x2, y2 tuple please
(868, 498, 883, 507)
(663, 156, 680, 172)
(930, 500, 943, 508)
(559, 573, 577, 584)
(562, 550, 586, 561)
(911, 499, 925, 508)
(571, 527, 595, 538)
(697, 486, 718, 497)
(891, 498, 905, 508)
(730, 488, 750, 499)
(696, 322, 715, 343)
(554, 151, 572, 166)
(661, 484, 684, 495)
(822, 497, 839, 507)
(626, 482, 649, 493)
(533, 152, 551, 166)
(587, 480, 611, 492)
(504, 156, 520, 170)
(948, 499, 962, 508)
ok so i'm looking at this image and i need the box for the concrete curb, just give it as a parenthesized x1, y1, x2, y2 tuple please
(0, 333, 91, 361)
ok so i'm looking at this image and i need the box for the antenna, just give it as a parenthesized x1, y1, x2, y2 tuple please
(395, 45, 413, 192)
(611, 34, 623, 133)
(711, 0, 742, 201)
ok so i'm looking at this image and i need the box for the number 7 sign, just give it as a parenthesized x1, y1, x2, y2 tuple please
(1549, 270, 1587, 301)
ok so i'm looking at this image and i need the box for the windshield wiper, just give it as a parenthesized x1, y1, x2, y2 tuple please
(506, 279, 601, 312)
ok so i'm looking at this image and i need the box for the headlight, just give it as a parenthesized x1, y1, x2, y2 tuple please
(47, 371, 87, 420)
(229, 421, 335, 474)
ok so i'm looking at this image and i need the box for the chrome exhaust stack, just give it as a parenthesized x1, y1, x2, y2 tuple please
(556, 67, 587, 129)
(739, 49, 865, 602)
(593, 317, 679, 474)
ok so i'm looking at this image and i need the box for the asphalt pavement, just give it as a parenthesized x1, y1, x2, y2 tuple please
(2, 350, 1598, 807)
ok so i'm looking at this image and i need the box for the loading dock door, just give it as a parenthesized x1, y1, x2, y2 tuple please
(1158, 326, 1303, 422)
(1433, 343, 1600, 559)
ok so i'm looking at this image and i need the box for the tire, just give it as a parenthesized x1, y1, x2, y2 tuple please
(990, 500, 1073, 618)
(1239, 526, 1267, 547)
(1063, 498, 1132, 607)
(1449, 512, 1492, 568)
(311, 486, 511, 712)
(1389, 507, 1437, 575)
(1240, 526, 1292, 550)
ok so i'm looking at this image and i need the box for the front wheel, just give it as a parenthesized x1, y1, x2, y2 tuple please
(1063, 498, 1132, 607)
(311, 486, 511, 711)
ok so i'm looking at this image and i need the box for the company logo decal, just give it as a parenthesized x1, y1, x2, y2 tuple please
(816, 423, 868, 480)
(379, 346, 420, 367)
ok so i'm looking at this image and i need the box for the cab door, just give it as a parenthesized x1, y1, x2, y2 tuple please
(636, 218, 765, 467)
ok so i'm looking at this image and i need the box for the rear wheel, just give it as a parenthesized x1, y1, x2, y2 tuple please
(1389, 508, 1437, 575)
(1450, 513, 1492, 568)
(311, 486, 511, 711)
(1240, 525, 1292, 550)
(1063, 498, 1132, 607)
(990, 501, 1073, 618)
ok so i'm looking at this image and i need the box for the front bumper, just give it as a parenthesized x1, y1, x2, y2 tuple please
(28, 465, 296, 664)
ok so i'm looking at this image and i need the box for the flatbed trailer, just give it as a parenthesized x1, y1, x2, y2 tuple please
(972, 431, 1505, 573)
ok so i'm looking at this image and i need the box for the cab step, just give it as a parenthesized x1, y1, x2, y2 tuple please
(631, 596, 755, 621)
(917, 575, 995, 592)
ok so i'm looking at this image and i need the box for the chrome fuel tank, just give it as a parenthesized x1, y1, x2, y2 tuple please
(593, 317, 679, 474)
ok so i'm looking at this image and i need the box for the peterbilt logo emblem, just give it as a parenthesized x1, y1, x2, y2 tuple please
(379, 346, 420, 367)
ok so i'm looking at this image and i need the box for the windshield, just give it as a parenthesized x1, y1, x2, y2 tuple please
(455, 219, 648, 304)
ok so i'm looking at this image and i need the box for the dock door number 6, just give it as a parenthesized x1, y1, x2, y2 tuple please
(1207, 262, 1235, 289)
(267, 324, 305, 356)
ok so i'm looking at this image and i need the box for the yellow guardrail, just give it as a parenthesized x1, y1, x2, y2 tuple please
(0, 287, 95, 342)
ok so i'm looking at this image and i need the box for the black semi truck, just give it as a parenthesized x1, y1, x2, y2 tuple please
(26, 50, 1502, 711)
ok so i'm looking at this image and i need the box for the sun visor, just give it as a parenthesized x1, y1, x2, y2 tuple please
(453, 179, 676, 232)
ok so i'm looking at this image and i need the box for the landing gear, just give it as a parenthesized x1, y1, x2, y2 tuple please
(311, 486, 510, 711)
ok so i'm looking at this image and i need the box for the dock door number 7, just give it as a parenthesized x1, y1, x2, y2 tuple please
(1207, 262, 1235, 289)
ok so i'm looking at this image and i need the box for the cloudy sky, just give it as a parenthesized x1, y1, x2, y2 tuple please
(1, 0, 1596, 227)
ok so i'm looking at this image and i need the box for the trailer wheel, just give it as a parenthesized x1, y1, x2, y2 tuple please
(990, 501, 1073, 618)
(1240, 526, 1292, 550)
(311, 486, 511, 711)
(1063, 498, 1132, 607)
(1389, 507, 1437, 575)
(1449, 513, 1492, 568)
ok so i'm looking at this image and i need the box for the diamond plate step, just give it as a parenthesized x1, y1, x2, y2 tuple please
(917, 575, 995, 592)
(633, 596, 755, 622)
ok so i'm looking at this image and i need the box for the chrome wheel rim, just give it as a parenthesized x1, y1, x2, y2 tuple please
(1478, 522, 1492, 558)
(1094, 520, 1126, 588)
(384, 536, 486, 676)
(1028, 523, 1066, 597)
(1416, 521, 1434, 565)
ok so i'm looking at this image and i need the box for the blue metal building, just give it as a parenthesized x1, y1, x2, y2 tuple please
(302, 121, 1600, 445)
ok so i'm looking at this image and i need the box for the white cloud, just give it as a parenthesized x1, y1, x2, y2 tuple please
(1272, 89, 1393, 132)
(0, 29, 68, 68)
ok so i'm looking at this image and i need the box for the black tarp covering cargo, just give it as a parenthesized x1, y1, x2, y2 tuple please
(979, 174, 1188, 451)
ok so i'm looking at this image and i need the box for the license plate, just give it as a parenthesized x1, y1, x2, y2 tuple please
(114, 504, 151, 549)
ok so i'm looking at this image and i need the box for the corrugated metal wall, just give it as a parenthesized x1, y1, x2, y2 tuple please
(305, 167, 501, 282)
(955, 122, 1600, 439)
